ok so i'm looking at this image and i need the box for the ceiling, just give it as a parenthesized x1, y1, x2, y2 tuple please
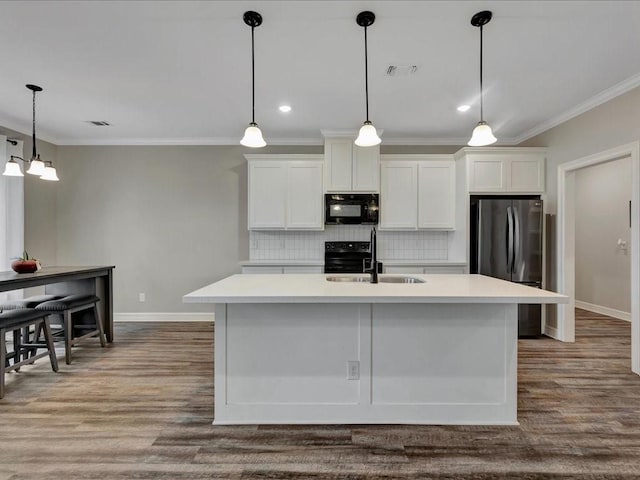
(1, 0, 639, 146)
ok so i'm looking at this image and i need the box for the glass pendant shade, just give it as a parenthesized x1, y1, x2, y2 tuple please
(2, 159, 24, 177)
(240, 123, 266, 148)
(40, 165, 59, 181)
(355, 121, 381, 147)
(26, 156, 45, 175)
(468, 121, 497, 146)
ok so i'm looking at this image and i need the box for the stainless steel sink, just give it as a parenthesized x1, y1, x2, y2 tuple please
(379, 276, 425, 284)
(326, 276, 370, 283)
(326, 276, 425, 284)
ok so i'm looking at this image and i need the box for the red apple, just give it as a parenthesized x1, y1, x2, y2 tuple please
(11, 260, 38, 273)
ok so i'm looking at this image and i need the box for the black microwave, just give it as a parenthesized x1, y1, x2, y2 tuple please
(325, 194, 379, 225)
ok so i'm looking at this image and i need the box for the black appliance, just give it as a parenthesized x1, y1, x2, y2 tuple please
(324, 241, 383, 274)
(470, 195, 543, 337)
(325, 194, 379, 225)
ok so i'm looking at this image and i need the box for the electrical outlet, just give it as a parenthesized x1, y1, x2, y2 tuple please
(347, 360, 360, 380)
(139, 293, 146, 302)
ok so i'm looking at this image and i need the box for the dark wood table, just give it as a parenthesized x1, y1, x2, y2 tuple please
(0, 266, 115, 342)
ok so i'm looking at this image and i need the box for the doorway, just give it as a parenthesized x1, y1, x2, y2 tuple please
(557, 141, 640, 375)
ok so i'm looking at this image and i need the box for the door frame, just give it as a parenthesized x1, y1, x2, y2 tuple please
(557, 141, 640, 375)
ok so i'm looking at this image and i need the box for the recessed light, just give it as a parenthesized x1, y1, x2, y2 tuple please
(457, 105, 470, 113)
(279, 105, 292, 113)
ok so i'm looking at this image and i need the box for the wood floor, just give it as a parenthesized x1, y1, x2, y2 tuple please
(1, 309, 640, 479)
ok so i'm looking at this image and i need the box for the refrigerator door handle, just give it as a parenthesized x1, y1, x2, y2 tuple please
(512, 206, 521, 274)
(477, 203, 482, 272)
(506, 206, 514, 273)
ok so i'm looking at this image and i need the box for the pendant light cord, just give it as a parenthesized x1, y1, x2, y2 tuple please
(251, 24, 256, 125)
(364, 24, 370, 122)
(479, 24, 484, 122)
(31, 89, 37, 159)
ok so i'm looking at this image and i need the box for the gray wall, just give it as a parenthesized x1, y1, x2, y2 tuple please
(0, 126, 58, 266)
(521, 85, 640, 328)
(522, 86, 640, 212)
(575, 158, 631, 313)
(53, 145, 322, 313)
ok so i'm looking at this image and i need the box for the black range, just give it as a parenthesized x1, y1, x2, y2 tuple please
(324, 241, 383, 274)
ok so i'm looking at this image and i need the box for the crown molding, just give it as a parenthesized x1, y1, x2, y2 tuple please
(54, 137, 325, 146)
(514, 72, 640, 144)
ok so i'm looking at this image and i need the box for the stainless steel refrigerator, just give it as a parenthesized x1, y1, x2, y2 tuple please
(470, 196, 543, 337)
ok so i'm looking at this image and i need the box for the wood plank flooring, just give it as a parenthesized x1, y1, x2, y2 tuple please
(1, 309, 640, 479)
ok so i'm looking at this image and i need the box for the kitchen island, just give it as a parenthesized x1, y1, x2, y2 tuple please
(184, 274, 567, 425)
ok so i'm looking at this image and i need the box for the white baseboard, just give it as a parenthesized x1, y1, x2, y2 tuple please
(544, 324, 560, 340)
(575, 300, 631, 322)
(114, 312, 214, 322)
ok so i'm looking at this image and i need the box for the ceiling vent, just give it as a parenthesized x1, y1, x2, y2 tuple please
(386, 65, 418, 76)
(86, 121, 111, 126)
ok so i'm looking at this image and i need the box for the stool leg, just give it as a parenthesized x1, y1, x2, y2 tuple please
(1, 327, 6, 399)
(13, 328, 21, 371)
(41, 318, 59, 373)
(64, 310, 73, 365)
(93, 304, 106, 348)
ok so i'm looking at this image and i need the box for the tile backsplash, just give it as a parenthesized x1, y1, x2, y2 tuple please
(250, 226, 449, 261)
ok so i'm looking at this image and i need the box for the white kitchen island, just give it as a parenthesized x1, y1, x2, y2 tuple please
(184, 274, 567, 425)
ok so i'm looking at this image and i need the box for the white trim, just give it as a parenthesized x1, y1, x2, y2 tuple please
(575, 300, 631, 322)
(544, 324, 559, 340)
(557, 141, 640, 375)
(114, 312, 214, 322)
(515, 72, 640, 144)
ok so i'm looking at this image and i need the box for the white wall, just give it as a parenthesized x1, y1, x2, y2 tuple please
(574, 157, 631, 315)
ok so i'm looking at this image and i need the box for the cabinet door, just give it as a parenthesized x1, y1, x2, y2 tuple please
(468, 158, 506, 192)
(507, 155, 545, 192)
(287, 162, 324, 229)
(283, 266, 323, 274)
(242, 266, 285, 274)
(352, 145, 379, 192)
(380, 162, 418, 230)
(324, 138, 353, 192)
(424, 266, 466, 274)
(248, 162, 287, 229)
(384, 266, 424, 274)
(418, 161, 456, 230)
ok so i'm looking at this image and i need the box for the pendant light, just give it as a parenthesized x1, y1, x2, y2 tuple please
(354, 11, 381, 147)
(240, 11, 266, 148)
(3, 84, 59, 180)
(468, 11, 497, 147)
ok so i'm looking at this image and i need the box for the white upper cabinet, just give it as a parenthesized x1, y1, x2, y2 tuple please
(380, 161, 418, 229)
(248, 161, 287, 229)
(324, 136, 379, 192)
(380, 155, 456, 231)
(418, 161, 456, 229)
(458, 147, 546, 194)
(287, 162, 324, 229)
(247, 155, 324, 231)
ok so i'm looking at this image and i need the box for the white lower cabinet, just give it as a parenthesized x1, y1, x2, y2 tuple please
(242, 265, 323, 274)
(384, 265, 467, 274)
(380, 156, 456, 230)
(247, 155, 324, 231)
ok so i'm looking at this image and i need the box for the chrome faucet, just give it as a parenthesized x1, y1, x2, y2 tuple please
(364, 226, 379, 283)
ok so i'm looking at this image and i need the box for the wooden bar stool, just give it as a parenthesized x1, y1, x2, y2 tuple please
(0, 309, 59, 399)
(35, 294, 106, 365)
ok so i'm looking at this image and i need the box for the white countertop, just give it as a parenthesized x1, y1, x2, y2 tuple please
(184, 274, 568, 304)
